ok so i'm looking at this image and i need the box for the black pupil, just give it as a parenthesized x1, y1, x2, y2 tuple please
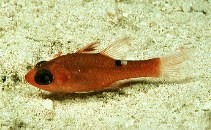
(34, 69, 53, 85)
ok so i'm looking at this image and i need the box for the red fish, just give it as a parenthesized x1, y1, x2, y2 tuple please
(25, 38, 192, 93)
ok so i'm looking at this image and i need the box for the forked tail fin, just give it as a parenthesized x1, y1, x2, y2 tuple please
(160, 48, 195, 81)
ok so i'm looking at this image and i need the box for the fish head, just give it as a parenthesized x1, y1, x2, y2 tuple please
(25, 60, 69, 92)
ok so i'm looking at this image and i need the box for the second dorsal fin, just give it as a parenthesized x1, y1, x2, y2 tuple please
(76, 40, 100, 53)
(100, 37, 133, 60)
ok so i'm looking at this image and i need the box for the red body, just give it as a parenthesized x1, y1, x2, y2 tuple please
(25, 53, 160, 93)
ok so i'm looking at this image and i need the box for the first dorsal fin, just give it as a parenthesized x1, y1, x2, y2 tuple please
(100, 37, 133, 60)
(76, 40, 100, 53)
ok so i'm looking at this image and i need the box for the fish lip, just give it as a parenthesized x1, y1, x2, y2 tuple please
(25, 69, 37, 86)
(25, 69, 55, 92)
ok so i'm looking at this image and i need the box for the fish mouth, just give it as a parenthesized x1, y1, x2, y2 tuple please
(25, 69, 54, 92)
(25, 69, 37, 86)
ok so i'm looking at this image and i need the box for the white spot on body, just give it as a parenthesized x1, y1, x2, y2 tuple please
(121, 60, 127, 65)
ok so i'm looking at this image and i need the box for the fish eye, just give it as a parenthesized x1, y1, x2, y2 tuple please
(35, 61, 47, 69)
(34, 69, 53, 85)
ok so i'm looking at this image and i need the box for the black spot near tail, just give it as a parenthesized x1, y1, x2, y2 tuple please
(115, 60, 122, 66)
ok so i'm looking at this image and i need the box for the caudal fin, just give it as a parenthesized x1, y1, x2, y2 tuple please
(160, 48, 195, 81)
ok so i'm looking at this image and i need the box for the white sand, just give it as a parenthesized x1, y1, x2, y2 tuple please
(0, 0, 211, 129)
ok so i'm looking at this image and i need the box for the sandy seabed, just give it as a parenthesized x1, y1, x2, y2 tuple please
(0, 0, 211, 129)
